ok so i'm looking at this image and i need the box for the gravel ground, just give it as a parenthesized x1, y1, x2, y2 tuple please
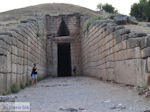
(15, 76, 150, 112)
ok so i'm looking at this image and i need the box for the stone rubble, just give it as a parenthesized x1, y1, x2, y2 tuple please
(0, 96, 15, 102)
(114, 15, 138, 25)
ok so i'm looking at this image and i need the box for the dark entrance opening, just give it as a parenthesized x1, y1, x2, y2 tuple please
(58, 43, 72, 77)
(57, 18, 70, 36)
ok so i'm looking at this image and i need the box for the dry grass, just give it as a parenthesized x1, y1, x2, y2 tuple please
(0, 3, 103, 21)
(124, 22, 150, 34)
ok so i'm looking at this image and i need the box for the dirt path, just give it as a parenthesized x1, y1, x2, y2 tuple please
(15, 76, 150, 112)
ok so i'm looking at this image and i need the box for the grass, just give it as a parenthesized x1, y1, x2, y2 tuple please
(20, 82, 25, 89)
(10, 84, 20, 93)
(2, 81, 32, 96)
(2, 75, 49, 96)
(85, 17, 105, 32)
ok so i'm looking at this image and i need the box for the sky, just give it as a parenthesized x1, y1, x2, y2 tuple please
(0, 0, 139, 15)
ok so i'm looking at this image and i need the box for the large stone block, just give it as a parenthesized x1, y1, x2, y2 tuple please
(126, 49, 135, 59)
(106, 23, 116, 34)
(0, 40, 8, 50)
(106, 68, 114, 81)
(141, 47, 150, 58)
(12, 63, 17, 73)
(0, 56, 7, 73)
(0, 35, 12, 45)
(114, 59, 146, 86)
(140, 36, 150, 49)
(114, 15, 128, 25)
(0, 48, 7, 56)
(0, 74, 4, 93)
(147, 58, 150, 73)
(134, 47, 141, 58)
(7, 52, 12, 73)
(11, 73, 17, 84)
(11, 46, 18, 55)
(127, 38, 142, 48)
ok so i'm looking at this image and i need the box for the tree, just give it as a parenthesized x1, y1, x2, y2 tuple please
(97, 3, 118, 14)
(130, 0, 150, 21)
(97, 3, 103, 11)
(143, 0, 150, 21)
(102, 3, 115, 13)
(130, 3, 143, 20)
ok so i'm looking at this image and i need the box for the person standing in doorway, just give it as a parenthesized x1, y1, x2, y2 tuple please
(31, 64, 38, 87)
(73, 65, 77, 75)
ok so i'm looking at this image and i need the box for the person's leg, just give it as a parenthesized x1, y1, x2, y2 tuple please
(32, 74, 34, 86)
(35, 74, 37, 87)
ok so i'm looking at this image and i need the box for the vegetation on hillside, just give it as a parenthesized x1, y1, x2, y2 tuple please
(0, 3, 101, 21)
(97, 3, 118, 14)
(85, 17, 105, 32)
(130, 0, 150, 21)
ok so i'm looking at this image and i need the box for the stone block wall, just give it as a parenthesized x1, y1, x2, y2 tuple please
(0, 18, 47, 93)
(81, 20, 150, 87)
(45, 13, 80, 37)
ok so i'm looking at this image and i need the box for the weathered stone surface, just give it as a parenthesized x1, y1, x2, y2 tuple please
(114, 15, 138, 25)
(0, 48, 7, 56)
(128, 16, 138, 25)
(141, 47, 150, 58)
(114, 15, 128, 25)
(114, 26, 125, 30)
(0, 96, 15, 102)
(114, 59, 146, 86)
(136, 32, 147, 37)
(140, 36, 150, 49)
(109, 14, 116, 19)
(128, 32, 147, 38)
(127, 38, 142, 48)
(82, 18, 149, 87)
(0, 32, 13, 37)
(147, 58, 150, 73)
(121, 34, 129, 41)
(118, 29, 130, 35)
(113, 29, 130, 43)
(0, 35, 13, 45)
(106, 24, 116, 34)
(20, 18, 36, 24)
(0, 56, 7, 73)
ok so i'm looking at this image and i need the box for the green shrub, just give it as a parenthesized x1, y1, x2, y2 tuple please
(11, 84, 20, 93)
(20, 82, 25, 89)
(2, 91, 7, 96)
(7, 90, 12, 95)
(2, 89, 12, 96)
(86, 17, 105, 31)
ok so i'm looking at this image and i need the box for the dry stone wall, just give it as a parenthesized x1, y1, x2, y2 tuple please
(81, 20, 150, 87)
(0, 18, 47, 93)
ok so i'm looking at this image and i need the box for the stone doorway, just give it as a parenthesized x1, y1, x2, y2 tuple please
(57, 43, 72, 77)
